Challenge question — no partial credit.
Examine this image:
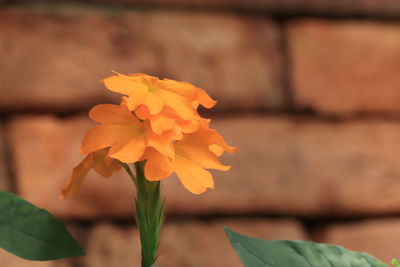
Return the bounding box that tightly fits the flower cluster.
[61,72,236,199]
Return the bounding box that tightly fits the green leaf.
[0,191,85,260]
[392,258,399,266]
[225,227,387,267]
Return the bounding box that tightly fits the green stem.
[118,161,164,267]
[117,161,137,187]
[134,161,164,267]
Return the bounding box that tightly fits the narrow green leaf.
[225,227,387,267]
[0,191,85,260]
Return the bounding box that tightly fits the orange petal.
[158,79,197,100]
[126,91,148,111]
[109,135,146,163]
[175,130,230,171]
[139,93,164,115]
[143,148,173,181]
[156,89,194,120]
[93,156,121,177]
[196,87,217,108]
[209,144,225,157]
[177,144,230,171]
[80,124,140,155]
[89,104,135,124]
[146,129,175,159]
[194,125,236,154]
[103,74,148,96]
[177,118,201,133]
[135,105,151,120]
[150,114,176,134]
[207,130,236,154]
[173,154,214,194]
[60,155,92,199]
[163,125,183,140]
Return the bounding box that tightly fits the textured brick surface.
[211,116,400,216]
[289,20,400,116]
[316,219,400,264]
[0,250,71,267]
[11,0,400,17]
[10,115,400,218]
[0,125,10,190]
[0,8,283,112]
[84,219,308,267]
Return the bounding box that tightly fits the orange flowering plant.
[0,74,396,267]
[61,72,236,267]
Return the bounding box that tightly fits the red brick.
[316,219,400,264]
[0,8,283,112]
[10,115,400,218]
[289,20,400,116]
[84,219,308,267]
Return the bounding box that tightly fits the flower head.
[62,72,235,198]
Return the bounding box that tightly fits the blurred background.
[2,0,400,266]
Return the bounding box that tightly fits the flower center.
[147,84,157,93]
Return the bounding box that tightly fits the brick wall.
[1,0,400,266]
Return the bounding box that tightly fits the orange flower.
[80,103,175,162]
[142,125,236,194]
[60,148,120,199]
[62,72,236,198]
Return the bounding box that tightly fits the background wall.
[1,0,400,266]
